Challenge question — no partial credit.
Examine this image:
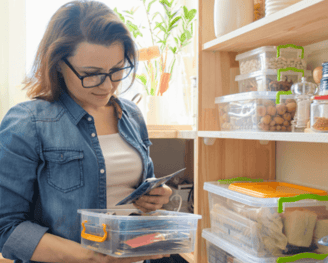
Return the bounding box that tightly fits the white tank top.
[98,133,143,209]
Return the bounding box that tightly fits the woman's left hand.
[133,185,172,213]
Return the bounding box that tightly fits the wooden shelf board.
[203,0,328,52]
[148,130,197,139]
[198,131,328,144]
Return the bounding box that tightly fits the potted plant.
[114,0,197,97]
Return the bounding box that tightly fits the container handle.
[276,44,304,59]
[277,194,328,213]
[277,67,304,81]
[217,177,263,184]
[276,252,328,263]
[81,220,108,242]
[276,91,292,104]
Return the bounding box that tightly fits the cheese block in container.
[202,228,327,263]
[203,181,328,257]
[78,209,201,257]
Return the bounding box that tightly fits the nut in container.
[216,91,297,132]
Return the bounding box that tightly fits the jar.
[320,62,328,95]
[214,0,253,38]
[291,77,318,132]
[311,95,328,132]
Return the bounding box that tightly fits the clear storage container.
[78,209,201,257]
[202,228,326,263]
[216,92,297,132]
[235,69,311,92]
[235,45,307,75]
[311,95,328,132]
[203,181,328,257]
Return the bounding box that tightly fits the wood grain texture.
[203,0,328,52]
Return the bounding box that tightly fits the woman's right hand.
[84,249,170,263]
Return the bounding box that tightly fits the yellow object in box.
[228,182,327,198]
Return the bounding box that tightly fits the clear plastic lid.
[202,229,320,263]
[215,91,278,104]
[203,181,326,208]
[235,46,278,61]
[235,69,311,82]
[202,228,279,263]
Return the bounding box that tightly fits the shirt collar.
[58,91,126,125]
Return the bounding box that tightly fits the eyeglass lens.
[82,67,133,88]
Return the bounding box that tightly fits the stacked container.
[202,180,328,263]
[235,45,309,93]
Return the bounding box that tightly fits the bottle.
[320,62,328,95]
[291,77,318,132]
[311,95,328,132]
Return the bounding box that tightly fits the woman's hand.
[133,185,172,213]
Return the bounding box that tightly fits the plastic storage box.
[202,228,326,263]
[77,209,201,257]
[235,46,307,75]
[235,69,311,92]
[203,181,328,257]
[216,92,297,132]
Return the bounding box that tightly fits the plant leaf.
[147,0,157,13]
[169,16,181,31]
[136,74,147,86]
[188,9,197,21]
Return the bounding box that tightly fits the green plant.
[114,0,197,96]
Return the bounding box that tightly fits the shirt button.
[91,133,96,137]
[100,169,105,174]
[88,117,92,121]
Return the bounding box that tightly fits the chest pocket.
[43,149,84,193]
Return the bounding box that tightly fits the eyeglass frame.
[62,55,134,88]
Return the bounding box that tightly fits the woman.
[0,1,172,262]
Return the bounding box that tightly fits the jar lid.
[314,95,328,100]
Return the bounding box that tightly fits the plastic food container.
[203,181,328,257]
[202,228,326,263]
[235,68,311,92]
[311,95,328,132]
[78,209,201,257]
[216,92,297,132]
[235,45,307,75]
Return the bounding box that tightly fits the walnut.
[261,115,272,125]
[270,126,276,131]
[276,104,287,115]
[283,120,290,127]
[267,105,277,116]
[283,113,292,121]
[286,102,297,112]
[281,126,287,131]
[276,125,282,131]
[270,120,276,126]
[274,116,284,125]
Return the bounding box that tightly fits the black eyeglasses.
[62,56,134,88]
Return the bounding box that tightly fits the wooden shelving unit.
[193,1,328,263]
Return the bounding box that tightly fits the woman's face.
[59,41,125,111]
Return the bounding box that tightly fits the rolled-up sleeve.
[0,104,48,261]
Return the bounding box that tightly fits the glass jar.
[291,77,318,132]
[311,95,328,132]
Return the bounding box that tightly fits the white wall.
[276,40,328,191]
[0,0,27,121]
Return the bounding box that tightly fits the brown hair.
[24,0,137,101]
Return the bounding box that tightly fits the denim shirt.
[0,91,154,262]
